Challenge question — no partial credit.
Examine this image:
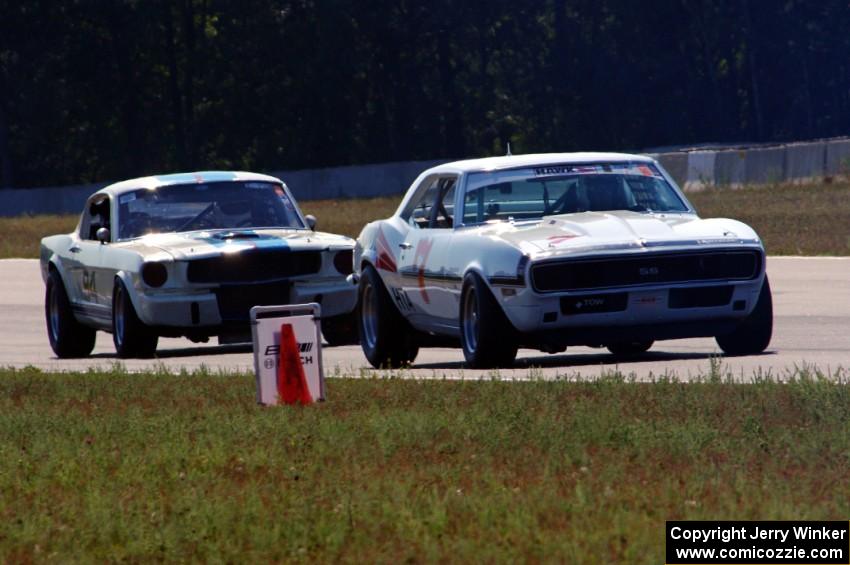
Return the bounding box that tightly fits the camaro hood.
[476,211,761,257]
[116,228,354,261]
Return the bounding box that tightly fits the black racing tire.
[606,341,654,356]
[460,273,518,369]
[112,279,158,358]
[321,312,359,346]
[715,276,773,356]
[45,268,96,358]
[357,265,419,368]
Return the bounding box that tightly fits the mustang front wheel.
[460,274,518,369]
[358,266,418,368]
[607,341,654,356]
[112,279,158,358]
[45,269,96,358]
[715,276,773,356]
[321,312,359,346]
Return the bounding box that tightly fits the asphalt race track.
[2,257,848,380]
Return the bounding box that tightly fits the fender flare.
[459,264,521,334]
[46,257,71,287]
[461,263,492,291]
[359,254,396,295]
[112,270,149,325]
[46,258,88,326]
[359,249,378,272]
[460,263,500,303]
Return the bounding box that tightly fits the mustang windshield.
[117,181,305,239]
[463,163,688,225]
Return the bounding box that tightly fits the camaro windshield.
[463,163,689,225]
[117,181,304,239]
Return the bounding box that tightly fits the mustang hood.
[121,229,353,261]
[480,211,760,257]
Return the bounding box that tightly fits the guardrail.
[1,138,848,217]
[0,159,447,218]
[652,137,850,190]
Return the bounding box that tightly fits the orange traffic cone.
[276,323,313,405]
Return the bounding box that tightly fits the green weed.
[0,366,847,562]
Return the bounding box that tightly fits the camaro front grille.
[531,250,761,293]
[187,250,322,283]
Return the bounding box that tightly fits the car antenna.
[506,142,512,156]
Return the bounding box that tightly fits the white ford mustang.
[41,171,357,358]
[353,153,772,368]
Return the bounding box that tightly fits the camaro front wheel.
[112,279,158,358]
[715,276,773,356]
[460,274,518,369]
[357,266,418,368]
[45,269,96,358]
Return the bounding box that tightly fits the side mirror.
[305,214,317,231]
[96,227,111,243]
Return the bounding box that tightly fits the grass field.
[687,181,850,255]
[3,180,850,259]
[1,365,848,562]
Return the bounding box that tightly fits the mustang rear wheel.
[716,276,773,356]
[358,265,418,368]
[460,274,518,369]
[45,269,96,358]
[607,341,654,356]
[112,279,158,358]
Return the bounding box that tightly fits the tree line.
[1,0,848,188]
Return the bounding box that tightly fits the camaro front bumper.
[497,278,764,345]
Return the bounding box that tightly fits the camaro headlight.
[141,262,168,288]
[516,254,530,285]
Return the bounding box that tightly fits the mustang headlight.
[141,262,168,288]
[333,250,354,275]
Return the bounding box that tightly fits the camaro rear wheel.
[606,341,654,356]
[45,269,96,358]
[321,312,359,346]
[460,274,518,369]
[358,265,418,368]
[112,279,158,358]
[715,276,773,356]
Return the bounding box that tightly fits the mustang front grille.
[215,282,291,322]
[531,250,761,293]
[187,250,322,283]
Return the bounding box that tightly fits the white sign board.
[250,303,325,405]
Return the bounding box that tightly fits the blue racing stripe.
[154,171,239,185]
[193,231,294,251]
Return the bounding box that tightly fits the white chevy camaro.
[41,171,357,358]
[354,153,772,368]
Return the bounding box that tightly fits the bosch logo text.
[264,342,315,365]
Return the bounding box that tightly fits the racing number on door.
[82,270,96,295]
[412,237,434,304]
[391,287,414,312]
